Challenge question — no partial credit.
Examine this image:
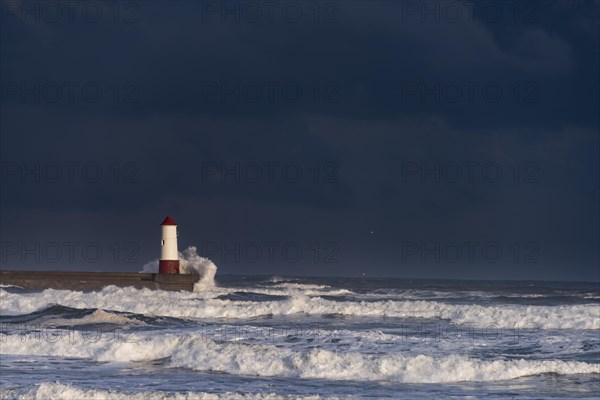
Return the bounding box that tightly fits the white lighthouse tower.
[159,216,180,274]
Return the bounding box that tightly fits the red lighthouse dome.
[161,216,177,225]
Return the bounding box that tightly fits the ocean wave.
[70,308,144,327]
[0,304,140,327]
[0,304,193,329]
[0,383,335,400]
[1,331,597,384]
[141,246,218,290]
[1,286,598,329]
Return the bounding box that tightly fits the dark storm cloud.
[2,1,596,126]
[0,0,598,280]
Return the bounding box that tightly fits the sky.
[0,0,598,281]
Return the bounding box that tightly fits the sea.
[1,271,599,399]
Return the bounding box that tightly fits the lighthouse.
[159,216,180,274]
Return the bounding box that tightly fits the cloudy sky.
[1,0,598,281]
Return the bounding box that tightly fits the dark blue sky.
[1,1,598,281]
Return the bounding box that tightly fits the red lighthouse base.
[159,260,180,274]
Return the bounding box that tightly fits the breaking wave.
[140,246,217,289]
[0,285,598,329]
[1,331,597,384]
[0,382,328,400]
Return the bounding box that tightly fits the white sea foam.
[0,382,336,400]
[269,283,334,291]
[1,331,597,384]
[266,283,353,296]
[55,309,146,327]
[1,285,598,329]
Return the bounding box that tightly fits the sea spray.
[180,247,218,290]
[140,246,218,289]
